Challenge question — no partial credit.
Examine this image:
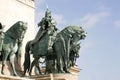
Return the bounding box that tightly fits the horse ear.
[21,22,27,30]
[19,21,23,26]
[24,22,28,30]
[25,22,27,25]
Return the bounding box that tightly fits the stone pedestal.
[0,66,80,80]
[30,73,79,80]
[0,75,32,80]
[0,59,36,77]
[30,66,80,80]
[0,61,23,76]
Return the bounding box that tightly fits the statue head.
[44,8,57,27]
[45,8,51,18]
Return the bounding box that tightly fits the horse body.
[1,21,27,76]
[32,33,49,57]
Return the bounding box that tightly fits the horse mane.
[5,21,23,39]
[58,25,83,36]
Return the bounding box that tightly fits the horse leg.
[1,51,9,75]
[29,56,40,76]
[23,68,27,76]
[54,43,64,73]
[56,54,65,73]
[29,60,35,76]
[63,39,70,73]
[23,62,28,76]
[63,57,70,73]
[9,53,18,76]
[36,63,42,75]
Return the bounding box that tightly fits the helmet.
[45,8,51,18]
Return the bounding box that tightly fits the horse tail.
[23,41,31,73]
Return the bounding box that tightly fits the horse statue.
[23,25,86,75]
[53,26,86,73]
[23,24,57,75]
[45,26,86,74]
[1,21,27,76]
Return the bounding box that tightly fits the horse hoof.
[22,74,26,77]
[29,73,31,76]
[58,70,65,73]
[1,72,5,75]
[39,73,42,75]
[64,69,70,73]
[65,70,70,73]
[13,73,18,76]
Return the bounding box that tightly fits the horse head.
[68,26,86,45]
[79,27,87,40]
[16,21,27,42]
[6,21,27,42]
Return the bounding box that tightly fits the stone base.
[30,73,79,80]
[30,66,80,80]
[0,75,32,80]
[0,64,80,80]
[0,60,23,76]
[0,61,36,77]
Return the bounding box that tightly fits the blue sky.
[35,0,120,80]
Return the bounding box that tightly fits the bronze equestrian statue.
[1,21,27,76]
[23,9,86,76]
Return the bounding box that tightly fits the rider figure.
[0,22,4,52]
[30,8,57,53]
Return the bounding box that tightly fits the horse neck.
[6,31,18,40]
[59,29,71,39]
[6,29,24,42]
